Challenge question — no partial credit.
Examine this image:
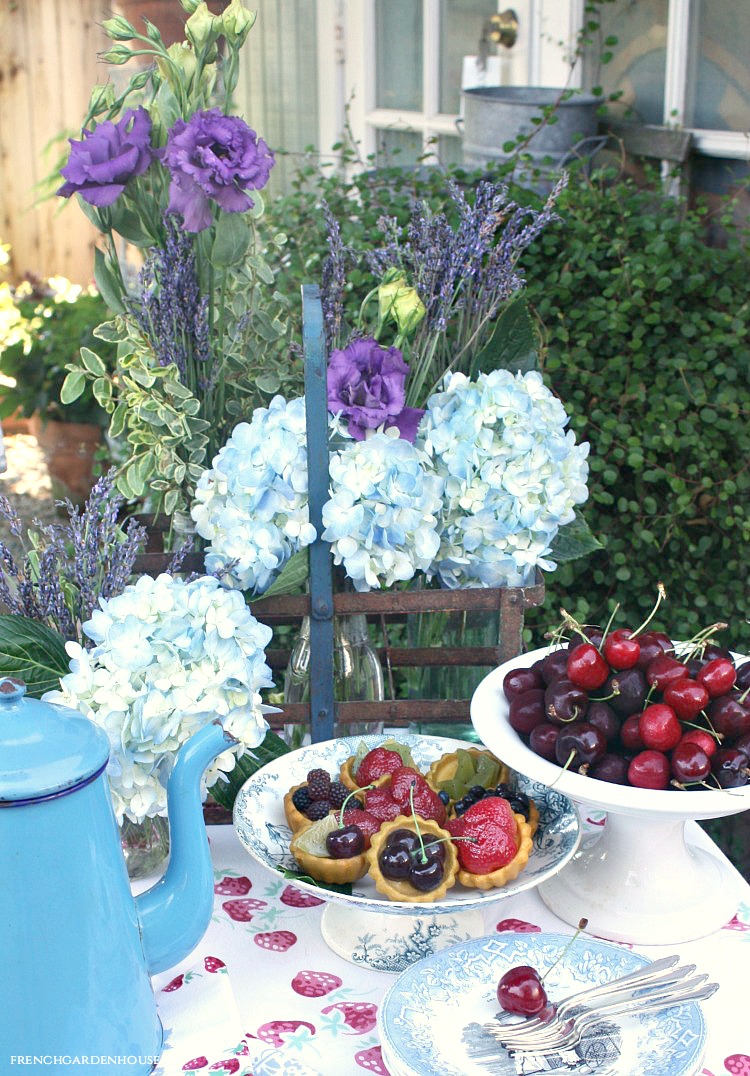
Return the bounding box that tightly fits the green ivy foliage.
[264,162,750,651]
[521,173,750,651]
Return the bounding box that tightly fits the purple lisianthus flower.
[57,107,154,207]
[163,108,274,233]
[327,337,424,442]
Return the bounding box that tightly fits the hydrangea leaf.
[549,512,602,564]
[209,730,290,811]
[469,295,538,378]
[257,549,309,598]
[0,616,70,698]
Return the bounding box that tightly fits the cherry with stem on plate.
[496,918,589,1016]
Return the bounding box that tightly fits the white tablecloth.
[145,822,750,1076]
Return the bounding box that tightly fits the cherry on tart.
[289,814,369,884]
[366,816,459,903]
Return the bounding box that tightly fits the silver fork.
[489,978,718,1054]
[493,958,698,1047]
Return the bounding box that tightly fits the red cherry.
[670,740,711,784]
[619,713,645,752]
[679,728,718,758]
[638,703,682,751]
[508,689,546,735]
[496,965,548,1015]
[645,654,688,691]
[697,657,737,698]
[627,749,671,789]
[602,629,641,670]
[707,695,750,740]
[566,643,610,691]
[635,630,674,669]
[503,666,544,701]
[662,677,709,720]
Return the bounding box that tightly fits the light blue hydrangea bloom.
[418,369,589,588]
[44,574,275,823]
[321,429,444,590]
[191,396,318,594]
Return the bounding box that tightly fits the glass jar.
[120,814,170,880]
[283,613,385,744]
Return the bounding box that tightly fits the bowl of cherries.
[470,598,750,945]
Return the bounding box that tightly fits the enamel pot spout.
[136,720,238,974]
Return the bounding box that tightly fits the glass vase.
[283,613,385,745]
[406,606,498,742]
[120,815,170,880]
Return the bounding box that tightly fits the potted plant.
[0,277,116,502]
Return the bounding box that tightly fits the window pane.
[376,0,423,110]
[685,0,750,130]
[582,0,668,125]
[439,0,498,114]
[375,128,424,168]
[438,134,463,167]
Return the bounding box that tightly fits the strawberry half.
[341,807,381,848]
[452,797,518,874]
[363,786,402,823]
[356,746,403,785]
[389,766,446,825]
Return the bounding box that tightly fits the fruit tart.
[283,768,358,832]
[289,813,369,885]
[366,816,459,903]
[426,746,511,807]
[339,739,417,792]
[446,797,533,891]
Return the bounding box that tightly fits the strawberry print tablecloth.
[146,823,750,1076]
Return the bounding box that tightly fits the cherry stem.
[340,784,375,826]
[630,582,667,638]
[681,621,728,663]
[681,718,722,741]
[559,608,595,646]
[540,918,589,985]
[408,783,428,863]
[548,749,576,789]
[598,602,621,649]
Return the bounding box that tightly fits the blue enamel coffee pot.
[0,678,239,1075]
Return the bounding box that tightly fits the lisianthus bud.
[219,0,256,47]
[87,83,115,118]
[102,44,135,65]
[157,41,199,85]
[185,2,220,50]
[378,272,426,335]
[102,14,136,41]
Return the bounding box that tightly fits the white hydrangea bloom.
[191,395,318,594]
[44,574,274,823]
[321,429,444,591]
[419,369,590,588]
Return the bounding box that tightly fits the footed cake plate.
[233,733,580,971]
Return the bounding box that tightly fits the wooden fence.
[0,0,111,285]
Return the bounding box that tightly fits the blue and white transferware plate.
[233,733,580,916]
[378,933,707,1076]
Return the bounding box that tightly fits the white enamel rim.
[471,644,750,819]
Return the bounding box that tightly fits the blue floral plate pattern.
[233,733,580,916]
[378,932,707,1076]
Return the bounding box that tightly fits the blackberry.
[304,799,332,821]
[508,793,531,821]
[291,786,312,812]
[307,768,331,801]
[329,780,350,808]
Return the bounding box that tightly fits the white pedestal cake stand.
[471,646,750,945]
